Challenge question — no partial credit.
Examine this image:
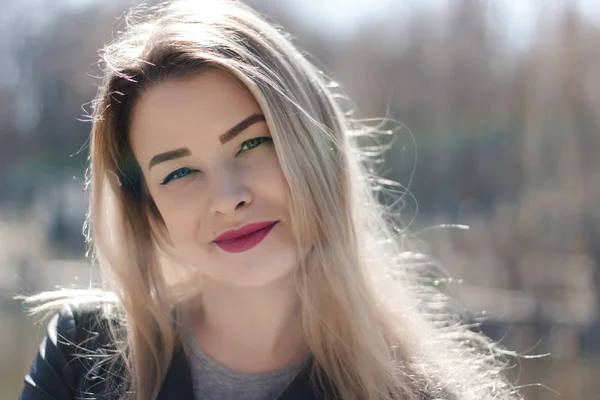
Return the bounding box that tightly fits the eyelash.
[159,136,273,185]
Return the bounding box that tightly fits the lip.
[213,221,278,254]
[214,221,278,241]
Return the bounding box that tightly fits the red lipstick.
[213,221,278,253]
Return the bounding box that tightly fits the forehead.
[129,69,262,156]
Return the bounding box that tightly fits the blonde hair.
[21,1,522,399]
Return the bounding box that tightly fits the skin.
[129,69,307,373]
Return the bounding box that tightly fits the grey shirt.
[183,333,308,400]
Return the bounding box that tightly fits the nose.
[208,166,252,216]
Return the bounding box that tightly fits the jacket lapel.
[277,361,337,400]
[276,367,316,400]
[157,345,196,400]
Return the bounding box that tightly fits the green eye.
[160,167,198,185]
[237,136,273,155]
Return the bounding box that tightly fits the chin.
[211,258,298,289]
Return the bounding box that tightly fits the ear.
[107,170,123,188]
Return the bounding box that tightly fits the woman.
[19,1,521,399]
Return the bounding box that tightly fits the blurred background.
[1,0,599,398]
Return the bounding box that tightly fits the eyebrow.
[148,113,266,170]
[219,113,265,145]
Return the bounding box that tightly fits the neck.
[191,273,306,373]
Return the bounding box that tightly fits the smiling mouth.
[213,221,278,253]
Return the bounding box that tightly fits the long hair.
[21,1,522,399]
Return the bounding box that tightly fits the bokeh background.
[1,0,599,398]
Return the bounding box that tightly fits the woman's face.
[129,69,300,288]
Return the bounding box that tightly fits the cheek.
[153,193,206,246]
[248,157,289,206]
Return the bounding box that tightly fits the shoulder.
[20,300,126,400]
[52,301,123,350]
[53,300,126,388]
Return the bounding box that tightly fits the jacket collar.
[156,345,333,400]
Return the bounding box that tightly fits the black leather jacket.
[19,303,335,400]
